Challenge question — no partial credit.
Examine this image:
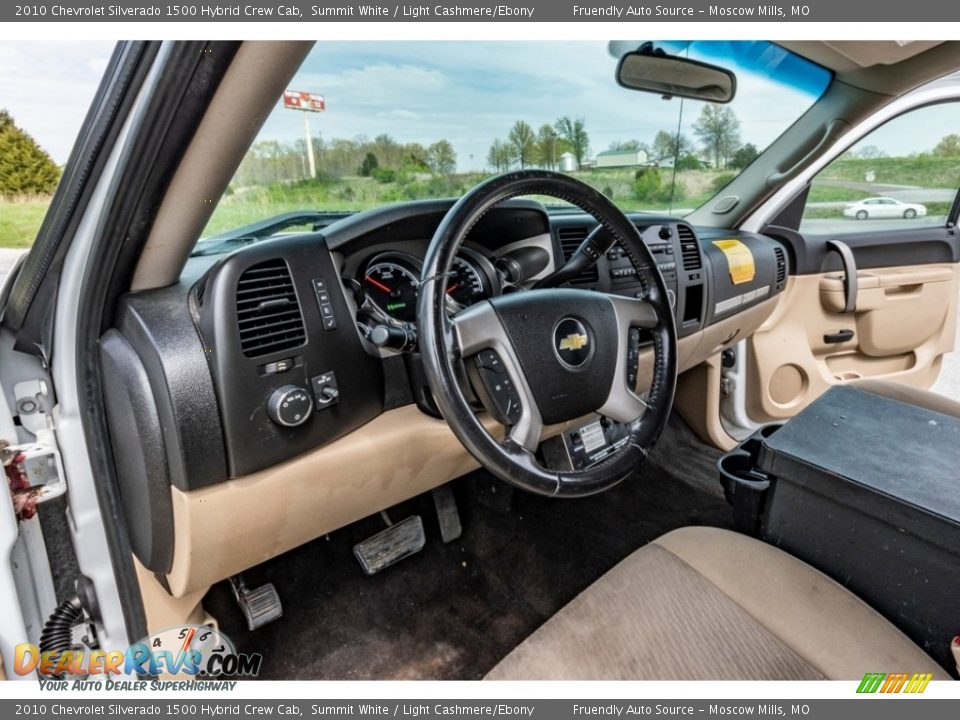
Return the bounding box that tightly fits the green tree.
[427,139,457,176]
[359,152,379,177]
[692,106,741,169]
[508,121,537,170]
[674,154,703,171]
[632,167,684,204]
[535,124,560,169]
[487,139,514,172]
[729,143,760,170]
[933,134,960,157]
[555,116,590,168]
[652,130,693,164]
[0,110,61,195]
[855,144,885,160]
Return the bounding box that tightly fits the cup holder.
[757,422,783,439]
[717,451,768,502]
[717,423,783,535]
[735,422,784,469]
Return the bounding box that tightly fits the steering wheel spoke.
[606,293,659,329]
[451,301,545,453]
[597,294,658,424]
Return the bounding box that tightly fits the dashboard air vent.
[235,259,306,358]
[774,246,787,285]
[677,224,702,272]
[556,226,599,286]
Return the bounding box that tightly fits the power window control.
[311,371,340,408]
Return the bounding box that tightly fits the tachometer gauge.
[446,256,489,308]
[363,259,419,322]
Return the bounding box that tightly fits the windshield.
[200,40,831,247]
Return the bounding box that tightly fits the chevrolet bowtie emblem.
[558,333,589,352]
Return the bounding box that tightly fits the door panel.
[746,261,958,423]
[820,266,953,356]
[745,99,960,423]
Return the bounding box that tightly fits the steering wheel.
[418,171,677,497]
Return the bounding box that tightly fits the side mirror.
[616,47,737,103]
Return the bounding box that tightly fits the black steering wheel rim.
[418,170,678,497]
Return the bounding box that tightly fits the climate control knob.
[267,385,313,427]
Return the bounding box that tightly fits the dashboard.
[101,197,789,579]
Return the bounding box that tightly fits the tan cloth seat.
[849,378,960,419]
[486,527,949,681]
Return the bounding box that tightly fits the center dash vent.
[774,246,787,285]
[236,259,306,358]
[556,226,599,286]
[677,224,702,272]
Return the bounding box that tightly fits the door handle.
[825,239,858,313]
[824,329,855,344]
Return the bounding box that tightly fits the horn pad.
[489,289,618,424]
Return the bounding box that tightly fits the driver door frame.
[724,79,960,436]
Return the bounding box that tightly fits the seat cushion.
[485,527,948,681]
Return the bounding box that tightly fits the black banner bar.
[3,699,960,720]
[4,0,960,22]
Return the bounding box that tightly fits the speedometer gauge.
[446,256,488,308]
[363,259,419,322]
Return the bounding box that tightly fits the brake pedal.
[432,485,462,543]
[229,575,282,631]
[354,515,426,575]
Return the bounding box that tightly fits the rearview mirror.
[616,47,736,103]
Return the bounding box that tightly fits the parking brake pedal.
[229,575,282,631]
[354,515,426,575]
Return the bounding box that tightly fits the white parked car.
[844,196,928,219]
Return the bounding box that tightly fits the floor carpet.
[203,414,732,680]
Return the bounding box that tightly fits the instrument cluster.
[358,248,499,323]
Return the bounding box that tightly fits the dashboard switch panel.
[313,278,337,331]
[311,371,341,409]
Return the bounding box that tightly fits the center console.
[718,385,960,676]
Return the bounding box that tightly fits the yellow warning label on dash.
[713,239,756,285]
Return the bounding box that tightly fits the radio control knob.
[267,385,313,427]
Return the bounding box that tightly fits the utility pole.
[283,89,325,180]
[303,112,316,180]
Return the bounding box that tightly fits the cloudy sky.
[0,41,115,164]
[262,40,834,171]
[2,40,957,170]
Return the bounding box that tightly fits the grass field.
[3,157,957,248]
[0,197,49,248]
[203,168,723,237]
[819,156,960,189]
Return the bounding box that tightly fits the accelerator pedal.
[353,515,426,575]
[431,485,462,543]
[229,575,283,631]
